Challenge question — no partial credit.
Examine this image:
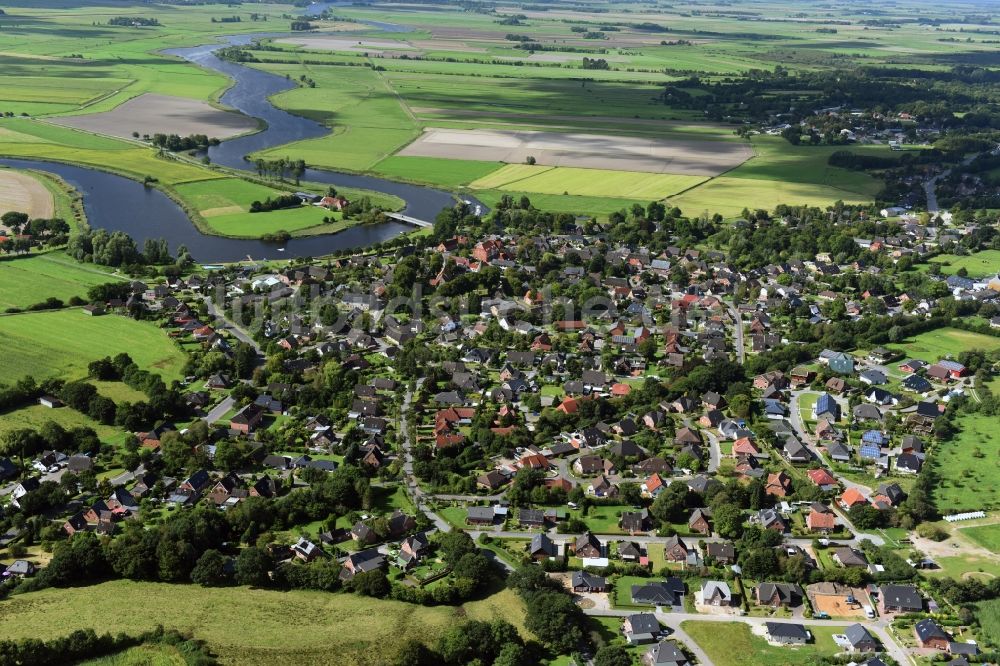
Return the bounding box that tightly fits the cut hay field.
[928,250,1000,277]
[0,168,53,219]
[932,414,1000,514]
[50,93,259,141]
[888,327,1000,364]
[681,621,841,666]
[400,128,751,176]
[0,580,528,666]
[0,252,123,311]
[0,309,186,385]
[470,164,708,199]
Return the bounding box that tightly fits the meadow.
[80,645,186,666]
[0,252,122,310]
[0,309,187,385]
[931,414,1000,514]
[961,523,1000,553]
[0,403,125,443]
[888,327,1000,364]
[928,250,1000,277]
[681,621,842,666]
[0,580,528,666]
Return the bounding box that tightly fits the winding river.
[2,15,476,262]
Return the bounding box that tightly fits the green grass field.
[681,621,841,666]
[932,414,1000,513]
[0,403,125,442]
[928,250,1000,277]
[888,327,1000,364]
[0,580,527,666]
[470,164,708,199]
[975,598,1000,650]
[373,156,500,188]
[0,309,187,385]
[78,645,186,666]
[0,253,122,310]
[962,524,1000,552]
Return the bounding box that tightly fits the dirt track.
[50,93,258,141]
[0,170,54,220]
[398,127,752,175]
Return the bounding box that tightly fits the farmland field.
[888,327,1000,364]
[931,414,1000,514]
[0,253,122,311]
[0,309,186,385]
[372,156,500,188]
[975,598,1000,651]
[400,128,751,175]
[50,93,259,141]
[0,168,53,219]
[681,621,842,666]
[470,164,708,199]
[0,580,528,666]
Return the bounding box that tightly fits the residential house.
[755,583,803,607]
[573,532,603,559]
[701,581,733,607]
[623,613,662,644]
[765,623,811,645]
[572,570,607,593]
[914,619,950,650]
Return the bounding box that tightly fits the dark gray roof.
[880,584,921,611]
[626,613,660,634]
[844,623,878,648]
[765,622,809,640]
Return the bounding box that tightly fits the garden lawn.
[0,580,527,666]
[681,621,841,666]
[0,253,122,311]
[931,413,1000,513]
[888,327,1000,364]
[470,164,708,199]
[0,309,186,384]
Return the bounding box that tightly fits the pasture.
[174,177,402,238]
[0,309,186,385]
[931,414,1000,514]
[928,250,1000,277]
[681,621,841,666]
[470,164,707,199]
[0,580,528,666]
[0,168,53,219]
[373,156,499,188]
[0,252,122,310]
[888,327,1000,364]
[79,645,186,666]
[399,128,752,176]
[962,524,1000,553]
[0,403,125,443]
[50,93,259,141]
